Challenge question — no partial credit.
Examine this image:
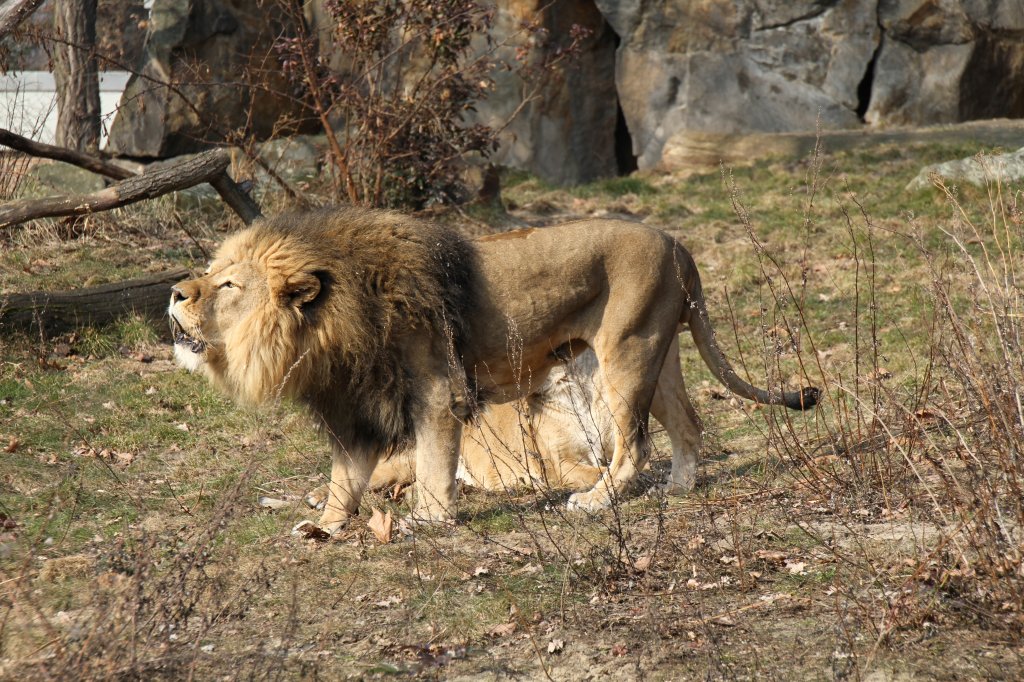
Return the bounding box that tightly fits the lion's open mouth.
[170,316,207,354]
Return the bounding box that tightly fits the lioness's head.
[169,226,327,406]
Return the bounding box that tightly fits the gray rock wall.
[865,1,1024,126]
[105,0,1024,182]
[106,0,306,158]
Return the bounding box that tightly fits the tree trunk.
[53,0,101,154]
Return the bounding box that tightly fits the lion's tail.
[684,272,819,411]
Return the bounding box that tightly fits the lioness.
[169,207,817,531]
[301,340,687,503]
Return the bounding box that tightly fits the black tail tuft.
[785,386,820,411]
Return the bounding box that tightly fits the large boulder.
[907,146,1024,190]
[106,0,307,158]
[602,0,880,169]
[466,0,622,185]
[864,1,1024,126]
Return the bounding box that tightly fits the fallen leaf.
[633,555,652,572]
[547,639,564,654]
[786,560,807,575]
[713,616,737,627]
[175,423,190,432]
[611,642,628,657]
[373,595,402,608]
[4,437,18,453]
[755,549,786,563]
[367,507,393,544]
[473,565,490,577]
[291,520,331,542]
[487,622,516,638]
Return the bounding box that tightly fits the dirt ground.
[3,134,1024,679]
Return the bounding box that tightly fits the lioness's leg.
[304,484,328,510]
[369,450,416,489]
[319,444,379,533]
[649,336,701,494]
[305,450,414,509]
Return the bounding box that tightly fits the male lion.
[169,207,817,531]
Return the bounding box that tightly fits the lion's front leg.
[409,376,462,524]
[318,445,378,534]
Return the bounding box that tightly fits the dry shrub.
[725,150,1024,644]
[274,0,588,208]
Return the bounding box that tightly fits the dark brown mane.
[255,207,475,455]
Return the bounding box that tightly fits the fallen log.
[1,269,189,335]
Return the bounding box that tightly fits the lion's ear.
[284,271,324,309]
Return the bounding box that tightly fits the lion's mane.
[213,206,474,453]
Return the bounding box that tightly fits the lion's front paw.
[566,489,612,513]
[401,506,457,532]
[304,484,329,510]
[660,475,695,496]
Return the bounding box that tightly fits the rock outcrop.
[105,0,1024,181]
[601,0,879,169]
[106,0,306,158]
[865,1,1024,127]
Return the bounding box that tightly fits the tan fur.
[171,208,817,531]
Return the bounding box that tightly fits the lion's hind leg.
[649,335,702,495]
[565,334,668,512]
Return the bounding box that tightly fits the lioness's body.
[169,208,816,531]
[358,340,686,495]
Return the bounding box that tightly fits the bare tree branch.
[0,132,264,226]
[209,173,262,225]
[0,128,134,179]
[0,0,45,39]
[0,148,236,229]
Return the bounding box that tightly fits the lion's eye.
[219,281,237,289]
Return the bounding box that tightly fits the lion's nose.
[171,283,198,304]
